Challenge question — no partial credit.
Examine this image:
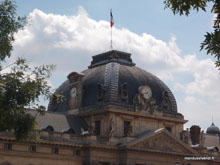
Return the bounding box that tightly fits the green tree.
[164,0,220,69]
[0,0,55,140]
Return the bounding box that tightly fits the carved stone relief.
[108,117,114,137]
[88,117,95,135]
[69,86,79,109]
[134,85,159,114]
[180,130,190,144]
[133,132,190,154]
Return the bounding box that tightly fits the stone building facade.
[0,50,220,165]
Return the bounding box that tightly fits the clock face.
[139,85,152,99]
[70,87,77,98]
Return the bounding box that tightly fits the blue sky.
[16,0,213,56]
[10,0,220,130]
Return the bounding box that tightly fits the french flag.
[110,9,114,27]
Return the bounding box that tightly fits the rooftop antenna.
[110,9,114,50]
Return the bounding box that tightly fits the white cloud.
[12,7,220,131]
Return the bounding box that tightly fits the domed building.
[207,123,220,135]
[49,50,179,115]
[47,50,185,138]
[0,50,220,165]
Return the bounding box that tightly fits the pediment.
[126,129,197,155]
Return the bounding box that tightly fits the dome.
[48,50,182,118]
[207,123,220,135]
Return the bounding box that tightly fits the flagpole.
[110,9,114,50]
[111,25,113,49]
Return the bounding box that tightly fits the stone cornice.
[79,108,187,124]
[121,147,196,157]
[0,136,83,148]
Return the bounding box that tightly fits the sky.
[7,0,220,131]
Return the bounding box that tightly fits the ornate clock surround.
[67,72,84,112]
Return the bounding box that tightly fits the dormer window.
[45,125,54,132]
[63,128,75,134]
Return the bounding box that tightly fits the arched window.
[45,125,54,132]
[41,125,54,132]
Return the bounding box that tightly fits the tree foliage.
[164,0,220,69]
[0,0,55,140]
[0,0,26,61]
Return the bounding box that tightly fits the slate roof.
[28,110,88,134]
[48,50,179,117]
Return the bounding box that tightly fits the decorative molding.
[67,72,84,84]
[67,72,84,111]
[120,82,128,102]
[161,91,170,109]
[132,132,191,154]
[134,85,160,115]
[97,83,105,102]
[104,62,120,103]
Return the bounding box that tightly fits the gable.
[126,129,197,155]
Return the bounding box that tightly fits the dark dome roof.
[207,123,220,135]
[48,50,181,118]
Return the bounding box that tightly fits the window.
[45,125,54,132]
[165,126,172,133]
[52,147,59,154]
[30,145,36,152]
[124,121,131,137]
[4,143,12,150]
[75,149,80,156]
[95,120,101,135]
